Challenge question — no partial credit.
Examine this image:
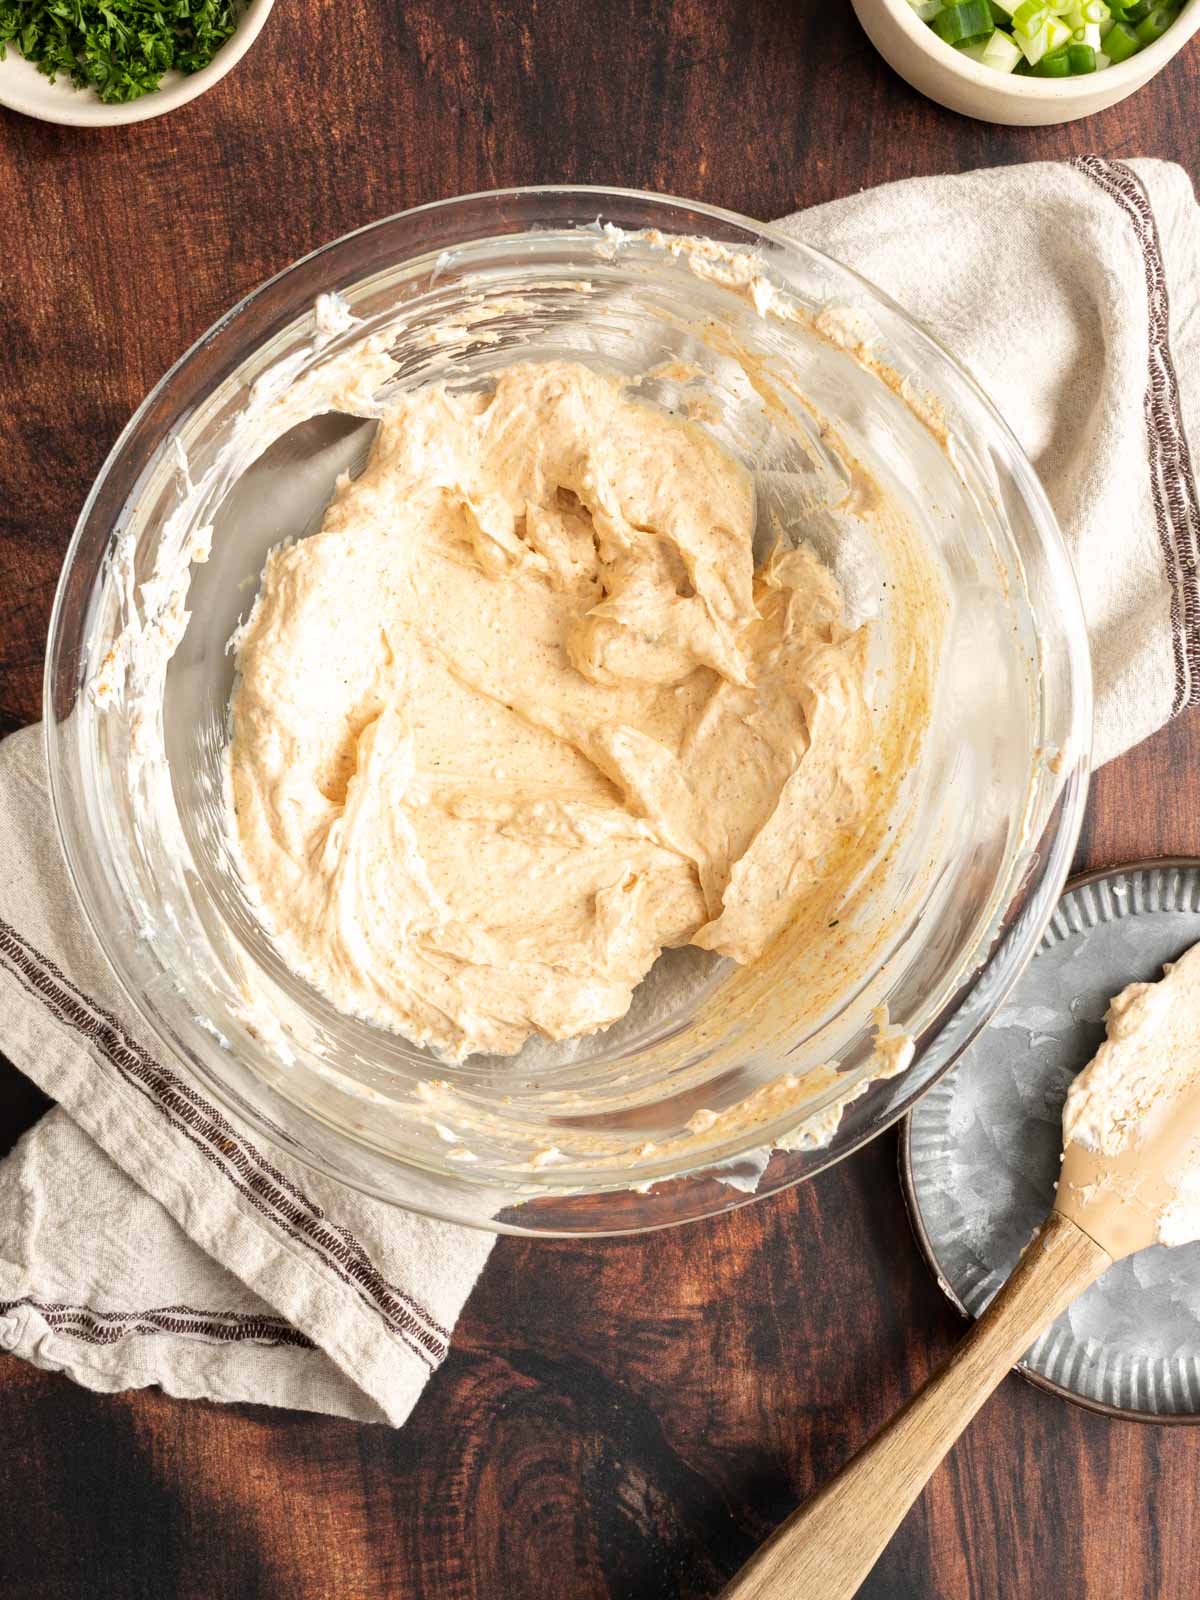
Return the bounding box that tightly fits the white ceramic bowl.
[0,0,274,127]
[853,0,1200,124]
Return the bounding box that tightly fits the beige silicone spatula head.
[720,942,1200,1600]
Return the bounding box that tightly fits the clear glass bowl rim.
[43,183,1095,1235]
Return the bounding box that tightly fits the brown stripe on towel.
[0,1298,315,1350]
[0,916,448,1368]
[13,939,452,1340]
[1072,155,1200,717]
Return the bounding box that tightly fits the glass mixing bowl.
[45,187,1092,1234]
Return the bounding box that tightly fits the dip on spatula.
[1058,939,1200,1257]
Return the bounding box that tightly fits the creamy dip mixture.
[228,360,877,1061]
[1059,939,1200,1254]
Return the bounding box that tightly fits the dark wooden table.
[2,4,1199,1595]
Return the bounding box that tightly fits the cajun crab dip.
[1058,940,1200,1253]
[228,358,894,1063]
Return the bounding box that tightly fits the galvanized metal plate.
[903,860,1200,1422]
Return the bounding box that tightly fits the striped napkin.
[1,157,1197,1422]
[0,722,493,1424]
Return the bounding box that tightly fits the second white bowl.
[853,0,1200,124]
[0,0,275,127]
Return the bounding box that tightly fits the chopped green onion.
[914,0,1184,70]
[983,24,1027,60]
[932,0,996,40]
[1135,4,1179,39]
[960,25,1026,61]
[1101,15,1144,53]
[1018,13,1074,56]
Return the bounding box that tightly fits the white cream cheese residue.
[228,360,885,1062]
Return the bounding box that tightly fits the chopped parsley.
[0,0,246,104]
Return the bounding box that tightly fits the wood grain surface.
[1,3,1199,1596]
[722,1212,1115,1600]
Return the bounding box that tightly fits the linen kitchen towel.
[781,156,1200,766]
[0,721,493,1425]
[1,157,1197,1422]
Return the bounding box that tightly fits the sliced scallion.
[1017,13,1074,57]
[1135,4,1179,39]
[1101,16,1144,54]
[959,25,1025,62]
[916,0,1185,70]
[932,0,996,41]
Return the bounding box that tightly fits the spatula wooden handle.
[720,1210,1112,1600]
